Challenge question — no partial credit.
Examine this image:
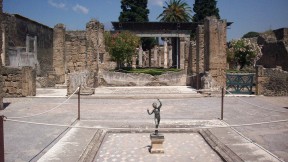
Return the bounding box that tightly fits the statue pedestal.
[150,133,165,154]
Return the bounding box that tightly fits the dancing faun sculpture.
[147,98,162,135]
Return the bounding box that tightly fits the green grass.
[114,68,182,76]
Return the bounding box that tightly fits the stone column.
[158,47,162,67]
[163,38,168,68]
[138,46,143,67]
[168,45,172,67]
[26,35,30,53]
[53,24,66,84]
[153,46,158,67]
[1,29,5,66]
[180,38,185,69]
[143,51,146,67]
[34,36,37,60]
[86,19,101,72]
[132,50,137,68]
[204,16,227,88]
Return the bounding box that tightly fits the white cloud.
[48,0,66,9]
[149,0,165,7]
[73,4,89,14]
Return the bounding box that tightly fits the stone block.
[150,133,165,154]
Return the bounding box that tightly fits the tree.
[242,31,260,38]
[105,31,140,69]
[227,39,262,69]
[157,0,192,22]
[192,0,220,22]
[119,0,157,65]
[119,0,149,22]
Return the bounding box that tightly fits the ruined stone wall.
[257,28,288,71]
[1,66,36,97]
[53,20,107,90]
[2,14,53,75]
[203,17,227,89]
[256,65,288,96]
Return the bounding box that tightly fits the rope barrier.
[224,88,288,113]
[4,118,288,130]
[7,87,80,119]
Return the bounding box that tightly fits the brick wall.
[256,65,288,96]
[1,67,36,97]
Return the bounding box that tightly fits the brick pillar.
[196,25,205,75]
[204,17,227,88]
[194,25,205,89]
[86,20,101,71]
[53,24,66,84]
[86,19,101,88]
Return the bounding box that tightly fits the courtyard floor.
[0,86,288,162]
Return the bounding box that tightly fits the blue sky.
[3,0,288,41]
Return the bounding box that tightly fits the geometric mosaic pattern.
[94,133,223,162]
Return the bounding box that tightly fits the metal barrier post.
[221,87,224,120]
[78,87,81,120]
[0,116,5,162]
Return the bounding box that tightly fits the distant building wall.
[256,65,288,96]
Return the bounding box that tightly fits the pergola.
[112,22,199,37]
[112,22,232,37]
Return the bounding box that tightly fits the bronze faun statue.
[147,98,162,135]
